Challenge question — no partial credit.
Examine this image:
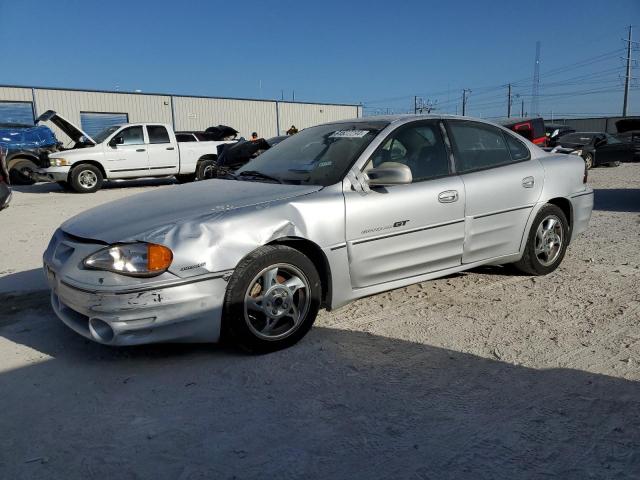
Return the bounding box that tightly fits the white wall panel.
[173,97,277,139]
[277,103,360,135]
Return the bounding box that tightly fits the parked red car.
[498,117,547,147]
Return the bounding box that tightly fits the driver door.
[344,120,465,289]
[104,126,150,177]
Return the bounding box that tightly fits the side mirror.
[366,162,412,187]
[110,136,124,147]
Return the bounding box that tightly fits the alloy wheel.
[534,214,563,267]
[244,263,311,341]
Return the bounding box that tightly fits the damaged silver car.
[43,115,594,352]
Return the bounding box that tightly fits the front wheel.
[514,204,569,275]
[9,159,37,185]
[70,164,103,193]
[222,245,322,353]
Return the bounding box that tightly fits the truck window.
[147,126,170,144]
[176,133,196,142]
[119,126,144,145]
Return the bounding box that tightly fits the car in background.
[613,118,640,161]
[0,143,12,210]
[43,115,593,352]
[0,122,59,185]
[545,124,575,147]
[551,132,633,168]
[498,117,547,147]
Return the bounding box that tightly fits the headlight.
[50,158,71,167]
[571,149,583,156]
[83,243,173,277]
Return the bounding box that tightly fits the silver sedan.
[43,115,593,352]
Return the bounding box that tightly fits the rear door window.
[503,133,531,161]
[447,121,513,173]
[147,125,170,144]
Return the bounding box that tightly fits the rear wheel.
[514,204,569,275]
[583,153,594,169]
[8,159,37,185]
[196,159,218,180]
[70,164,103,193]
[222,245,321,353]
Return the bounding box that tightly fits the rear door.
[596,134,633,164]
[145,125,179,175]
[344,120,465,288]
[445,120,543,264]
[103,126,149,177]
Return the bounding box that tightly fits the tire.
[583,153,594,169]
[222,245,322,353]
[8,159,37,185]
[70,164,103,193]
[195,159,218,181]
[175,174,196,184]
[607,161,621,167]
[514,204,569,276]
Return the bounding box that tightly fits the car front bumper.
[33,166,71,183]
[45,265,228,345]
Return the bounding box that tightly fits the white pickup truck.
[35,111,235,193]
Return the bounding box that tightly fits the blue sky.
[1,0,638,118]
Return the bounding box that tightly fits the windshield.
[93,125,121,144]
[235,121,388,186]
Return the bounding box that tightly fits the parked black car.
[552,132,633,168]
[545,124,576,147]
[0,144,12,211]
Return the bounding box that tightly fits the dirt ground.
[0,166,638,479]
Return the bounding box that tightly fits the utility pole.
[414,96,418,114]
[462,89,471,116]
[531,41,541,117]
[622,25,636,117]
[521,100,525,117]
[507,83,512,118]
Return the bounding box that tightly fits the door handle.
[522,176,535,188]
[136,149,146,152]
[166,147,175,150]
[438,190,458,203]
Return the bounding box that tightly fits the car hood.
[36,110,96,145]
[61,180,322,244]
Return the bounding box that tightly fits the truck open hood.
[61,180,321,244]
[36,110,96,145]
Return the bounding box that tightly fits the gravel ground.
[0,166,638,479]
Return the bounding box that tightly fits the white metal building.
[0,85,362,143]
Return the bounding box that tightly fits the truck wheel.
[222,245,322,354]
[70,164,103,193]
[514,204,569,276]
[196,159,218,180]
[9,159,37,185]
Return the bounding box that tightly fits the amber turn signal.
[147,244,173,272]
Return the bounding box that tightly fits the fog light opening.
[89,318,115,343]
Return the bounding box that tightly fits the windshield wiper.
[236,170,283,184]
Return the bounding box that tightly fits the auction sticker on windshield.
[329,130,370,138]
